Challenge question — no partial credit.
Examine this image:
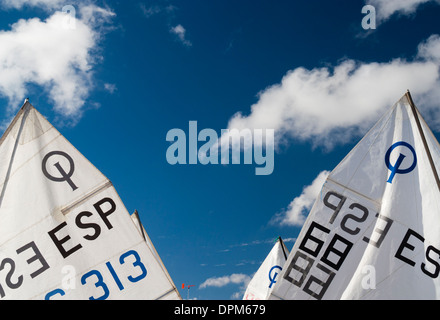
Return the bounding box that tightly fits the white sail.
[269,92,440,300]
[130,211,181,300]
[0,101,181,300]
[243,237,289,300]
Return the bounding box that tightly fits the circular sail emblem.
[42,150,78,191]
[385,141,417,184]
[268,265,282,288]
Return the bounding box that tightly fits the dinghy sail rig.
[269,91,440,300]
[0,100,181,300]
[243,237,289,300]
[131,211,181,299]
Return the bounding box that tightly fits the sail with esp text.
[0,100,181,300]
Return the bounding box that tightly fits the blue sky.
[0,0,440,299]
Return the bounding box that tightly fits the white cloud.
[272,171,330,227]
[139,4,189,48]
[140,3,176,18]
[366,0,440,21]
[170,24,192,47]
[104,83,117,94]
[199,273,251,289]
[229,237,296,248]
[199,273,252,299]
[0,2,115,123]
[140,4,161,18]
[0,0,64,10]
[226,34,440,150]
[418,34,440,63]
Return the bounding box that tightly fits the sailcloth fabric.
[0,101,181,300]
[130,212,181,300]
[269,93,440,300]
[243,238,289,300]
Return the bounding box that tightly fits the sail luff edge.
[405,90,440,194]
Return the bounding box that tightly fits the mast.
[278,236,288,260]
[133,209,147,241]
[0,98,32,208]
[405,90,440,193]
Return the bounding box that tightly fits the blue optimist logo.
[268,265,282,289]
[385,141,417,184]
